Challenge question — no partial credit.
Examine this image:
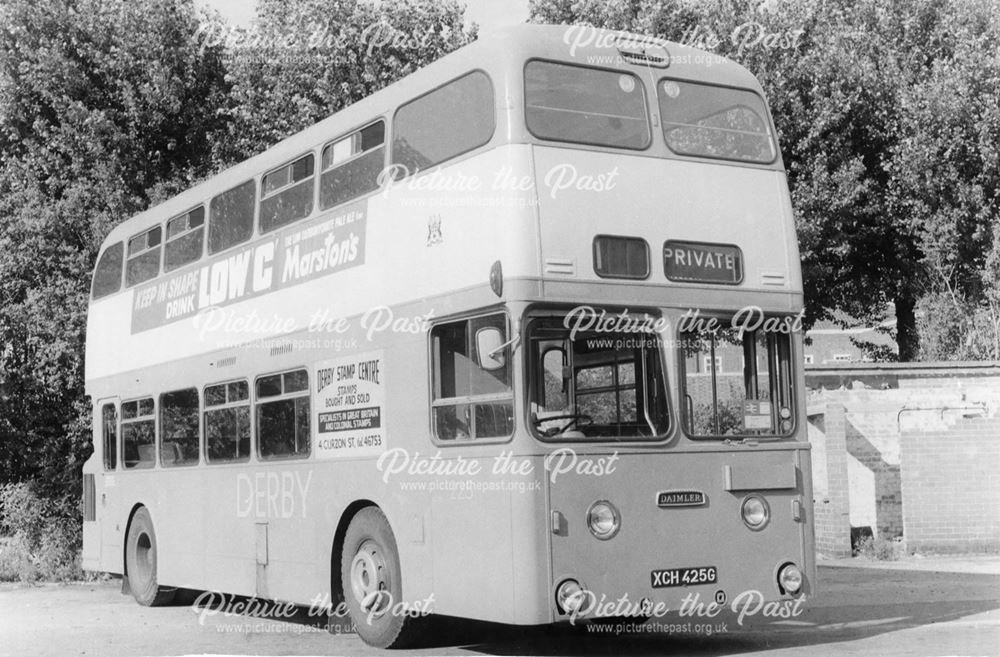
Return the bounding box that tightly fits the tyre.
[340,507,415,647]
[125,507,176,606]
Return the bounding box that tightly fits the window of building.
[164,206,205,272]
[525,60,650,150]
[126,226,161,287]
[102,403,117,471]
[209,180,256,254]
[703,356,723,373]
[392,71,495,175]
[122,398,155,469]
[321,121,385,210]
[205,380,251,463]
[92,242,123,299]
[256,369,310,459]
[430,314,514,441]
[260,154,315,233]
[160,388,199,467]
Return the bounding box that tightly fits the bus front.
[510,30,815,624]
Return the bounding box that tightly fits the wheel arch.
[121,502,149,577]
[329,499,380,608]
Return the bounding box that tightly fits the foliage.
[209,0,475,166]
[0,0,475,581]
[854,533,901,561]
[529,0,1000,361]
[692,399,743,436]
[0,0,231,508]
[0,482,83,581]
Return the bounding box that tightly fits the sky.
[197,0,531,34]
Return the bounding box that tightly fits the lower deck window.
[431,314,514,440]
[256,370,310,459]
[160,388,200,466]
[102,404,117,471]
[122,398,155,468]
[205,381,251,463]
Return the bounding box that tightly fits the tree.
[888,0,1000,359]
[208,0,475,167]
[0,0,230,497]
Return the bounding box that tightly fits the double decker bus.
[82,24,815,647]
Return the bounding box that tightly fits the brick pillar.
[814,403,852,557]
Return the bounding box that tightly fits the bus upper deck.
[86,23,800,388]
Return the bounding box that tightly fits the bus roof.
[98,23,764,250]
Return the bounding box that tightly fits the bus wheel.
[125,507,175,606]
[341,507,413,648]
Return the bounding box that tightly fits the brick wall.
[900,415,1000,553]
[806,367,1000,555]
[809,404,852,557]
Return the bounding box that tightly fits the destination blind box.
[663,240,743,285]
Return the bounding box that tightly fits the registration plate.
[651,566,718,588]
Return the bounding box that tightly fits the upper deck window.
[524,61,650,150]
[126,226,162,287]
[209,180,256,254]
[164,206,204,272]
[260,154,315,233]
[657,79,776,164]
[92,242,123,299]
[392,71,495,176]
[321,121,385,210]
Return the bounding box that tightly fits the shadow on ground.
[181,567,1000,655]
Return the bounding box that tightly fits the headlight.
[587,500,621,540]
[778,563,803,594]
[741,495,769,530]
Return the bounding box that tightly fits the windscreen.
[681,321,794,437]
[528,317,669,440]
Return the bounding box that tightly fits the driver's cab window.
[529,315,669,440]
[431,313,514,441]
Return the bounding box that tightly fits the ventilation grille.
[616,40,670,68]
[215,356,237,368]
[83,474,95,522]
[544,258,576,276]
[269,342,293,357]
[760,272,788,287]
